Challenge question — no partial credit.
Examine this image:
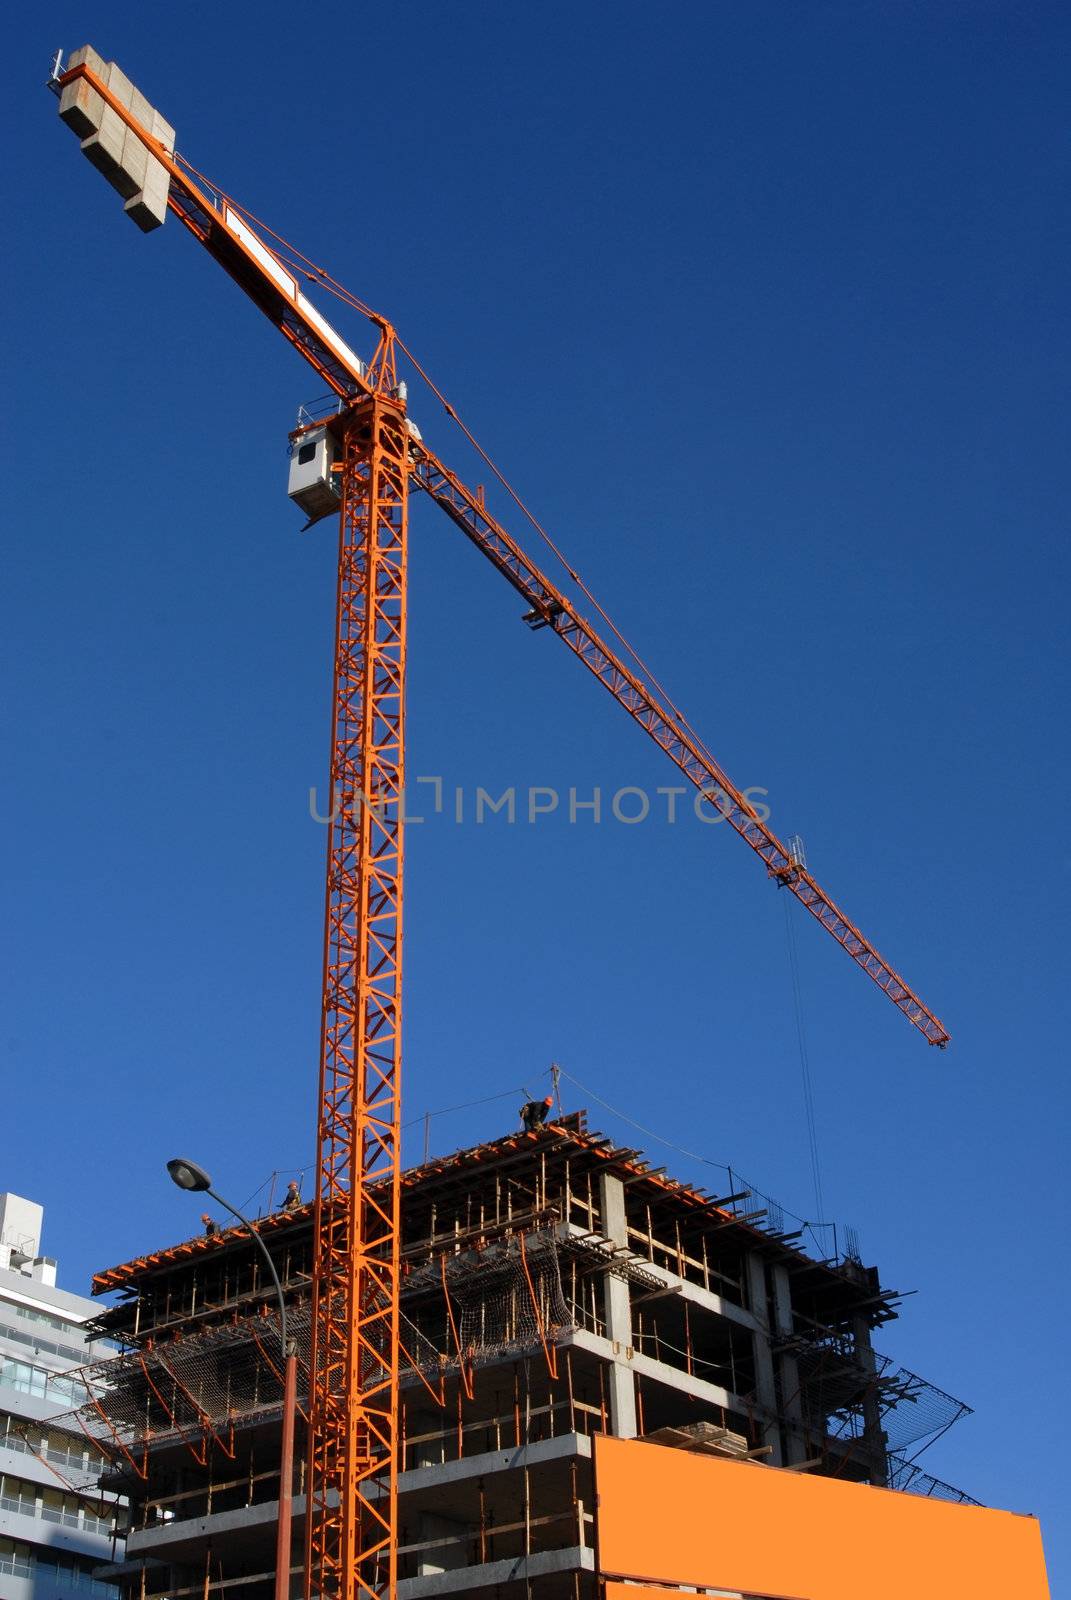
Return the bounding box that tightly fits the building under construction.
[39,39,1060,1600]
[56,1112,981,1600]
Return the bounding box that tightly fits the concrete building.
[74,1114,973,1600]
[0,1191,122,1599]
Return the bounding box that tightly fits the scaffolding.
[77,1117,976,1599]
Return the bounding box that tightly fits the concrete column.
[853,1314,888,1487]
[598,1174,637,1439]
[771,1262,808,1464]
[745,1254,783,1465]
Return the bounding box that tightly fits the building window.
[41,1485,82,1526]
[0,1314,90,1362]
[0,1472,37,1516]
[0,1471,113,1536]
[0,1355,87,1404]
[0,1536,34,1579]
[0,1536,118,1596]
[14,1303,81,1335]
[0,1410,92,1472]
[1,1356,48,1397]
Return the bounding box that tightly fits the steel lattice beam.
[411,445,949,1048]
[307,398,408,1600]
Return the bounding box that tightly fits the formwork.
[55,1113,974,1600]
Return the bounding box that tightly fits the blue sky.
[3,1,1068,1584]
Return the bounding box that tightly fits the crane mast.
[309,388,409,1600]
[49,45,951,1600]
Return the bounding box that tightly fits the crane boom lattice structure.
[410,447,949,1046]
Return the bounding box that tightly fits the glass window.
[0,1413,34,1452]
[0,1472,38,1515]
[46,1428,89,1469]
[41,1484,81,1526]
[0,1535,34,1578]
[298,441,317,465]
[0,1317,88,1360]
[14,1304,78,1334]
[31,1545,118,1596]
[2,1356,49,1397]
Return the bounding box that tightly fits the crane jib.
[410,448,950,1048]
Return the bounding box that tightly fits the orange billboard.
[606,1586,808,1600]
[595,1436,1050,1600]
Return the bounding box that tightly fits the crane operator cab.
[287,425,341,524]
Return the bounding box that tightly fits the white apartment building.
[0,1192,121,1600]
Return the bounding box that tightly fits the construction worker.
[519,1096,554,1133]
[201,1214,221,1239]
[282,1180,301,1212]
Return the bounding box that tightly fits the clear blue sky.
[4,1,1068,1585]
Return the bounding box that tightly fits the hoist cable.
[783,892,825,1221]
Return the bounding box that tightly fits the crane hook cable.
[782,893,825,1222]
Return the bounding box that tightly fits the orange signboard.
[607,1585,808,1600]
[595,1436,1050,1600]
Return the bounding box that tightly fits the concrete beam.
[397,1430,591,1497]
[126,1434,596,1561]
[398,1545,595,1599]
[566,1326,745,1415]
[564,1220,759,1335]
[126,1498,281,1560]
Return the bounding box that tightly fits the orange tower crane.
[48,46,950,1600]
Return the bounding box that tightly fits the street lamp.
[165,1157,211,1193]
[167,1157,298,1600]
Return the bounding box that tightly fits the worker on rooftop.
[282,1180,301,1212]
[520,1096,554,1133]
[201,1214,221,1239]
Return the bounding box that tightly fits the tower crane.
[48,45,950,1600]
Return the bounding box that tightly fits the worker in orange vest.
[520,1096,554,1132]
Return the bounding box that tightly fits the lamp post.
[167,1158,297,1600]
